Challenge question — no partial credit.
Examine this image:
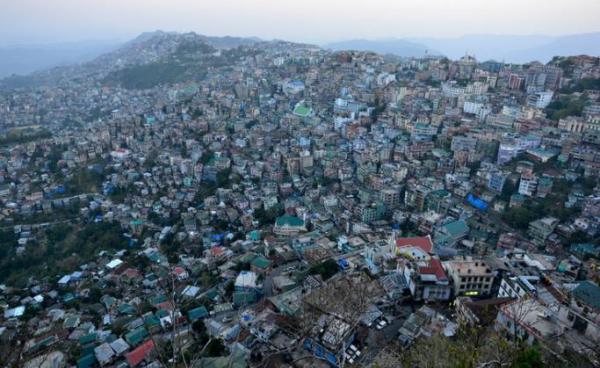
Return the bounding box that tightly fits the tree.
[513,347,544,368]
[204,339,226,357]
[308,259,339,281]
[502,207,535,230]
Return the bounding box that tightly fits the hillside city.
[0,31,599,368]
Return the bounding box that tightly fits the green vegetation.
[399,326,593,368]
[0,127,51,147]
[3,201,82,226]
[65,167,104,195]
[0,229,18,261]
[560,78,600,94]
[204,339,227,357]
[0,222,127,285]
[253,204,284,226]
[0,74,39,90]
[308,259,339,281]
[502,195,578,230]
[104,62,188,89]
[545,94,587,121]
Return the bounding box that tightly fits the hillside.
[325,39,438,58]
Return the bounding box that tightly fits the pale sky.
[1,0,599,45]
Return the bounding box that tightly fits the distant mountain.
[501,33,600,63]
[413,33,600,63]
[0,40,121,78]
[324,39,439,58]
[0,32,262,80]
[199,35,261,49]
[327,33,600,63]
[0,31,304,90]
[127,31,260,49]
[410,35,554,62]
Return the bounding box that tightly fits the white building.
[518,174,538,197]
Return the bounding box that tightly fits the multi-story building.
[380,188,401,209]
[451,136,478,152]
[528,217,559,247]
[444,257,495,297]
[488,171,507,193]
[518,174,538,197]
[526,91,553,109]
[273,215,307,235]
[498,275,541,299]
[558,116,587,133]
[400,258,451,302]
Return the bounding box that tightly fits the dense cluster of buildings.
[0,32,599,367]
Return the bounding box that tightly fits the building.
[518,174,537,197]
[359,202,386,224]
[497,141,520,165]
[444,257,494,297]
[526,91,553,109]
[558,116,587,133]
[395,235,434,260]
[528,217,559,247]
[380,188,401,208]
[451,136,478,152]
[434,220,469,247]
[498,275,541,299]
[400,258,451,302]
[455,297,513,327]
[273,215,307,235]
[488,171,507,193]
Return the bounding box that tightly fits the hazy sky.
[2,0,600,46]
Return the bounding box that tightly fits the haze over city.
[2,0,600,45]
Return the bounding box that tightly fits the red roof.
[211,246,225,256]
[126,339,154,367]
[419,258,447,281]
[156,301,175,312]
[396,235,433,254]
[173,266,187,276]
[122,268,140,279]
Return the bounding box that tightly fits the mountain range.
[0,31,263,79]
[1,31,599,79]
[325,32,600,63]
[0,40,121,79]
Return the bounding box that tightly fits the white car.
[376,320,387,330]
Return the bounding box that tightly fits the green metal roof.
[573,281,600,310]
[248,230,261,241]
[77,354,97,368]
[149,295,168,306]
[79,333,97,345]
[275,215,304,227]
[144,314,161,329]
[233,291,257,305]
[251,256,271,269]
[188,306,209,321]
[293,104,312,117]
[442,220,469,237]
[570,243,598,256]
[125,326,149,347]
[118,303,136,315]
